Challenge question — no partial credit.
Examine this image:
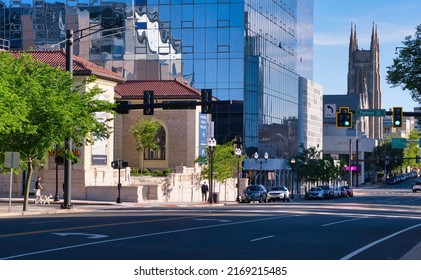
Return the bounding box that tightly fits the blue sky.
[313,0,421,111]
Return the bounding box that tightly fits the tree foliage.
[386,24,421,103]
[130,117,162,172]
[293,144,345,186]
[0,52,116,210]
[197,140,245,184]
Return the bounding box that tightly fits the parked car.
[332,186,342,198]
[319,185,334,199]
[343,186,354,197]
[339,187,348,198]
[412,180,421,193]
[306,187,324,200]
[240,184,268,203]
[267,186,290,202]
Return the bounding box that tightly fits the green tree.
[197,140,245,185]
[404,130,421,169]
[130,118,161,173]
[294,144,344,187]
[386,24,421,103]
[370,136,405,177]
[0,52,116,211]
[0,53,27,134]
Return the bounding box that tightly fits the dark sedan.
[240,184,268,203]
[342,186,354,197]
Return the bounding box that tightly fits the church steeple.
[350,23,358,54]
[370,22,379,51]
[347,22,382,139]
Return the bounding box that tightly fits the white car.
[267,186,290,202]
[412,180,421,193]
[332,186,342,198]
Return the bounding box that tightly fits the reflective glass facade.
[0,0,313,158]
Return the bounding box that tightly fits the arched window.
[144,126,166,160]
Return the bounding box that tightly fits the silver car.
[307,187,324,200]
[412,180,421,193]
[267,186,290,202]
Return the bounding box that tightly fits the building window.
[182,46,194,53]
[182,21,194,28]
[144,126,166,160]
[218,45,230,53]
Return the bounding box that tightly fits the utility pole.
[349,139,352,187]
[62,29,74,209]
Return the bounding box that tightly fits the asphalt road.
[1,184,421,260]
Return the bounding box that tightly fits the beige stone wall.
[119,106,200,171]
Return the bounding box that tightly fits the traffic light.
[336,107,353,128]
[201,89,212,114]
[143,91,154,115]
[392,107,403,127]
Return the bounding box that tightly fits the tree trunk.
[23,159,33,211]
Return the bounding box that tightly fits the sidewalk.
[0,198,230,217]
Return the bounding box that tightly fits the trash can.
[212,192,219,203]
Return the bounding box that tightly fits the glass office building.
[0,0,313,158]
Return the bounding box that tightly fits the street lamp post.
[207,137,217,203]
[235,147,242,202]
[62,21,124,209]
[254,152,268,185]
[290,158,296,199]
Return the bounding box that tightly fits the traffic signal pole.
[62,30,73,209]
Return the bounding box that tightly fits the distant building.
[0,0,315,158]
[1,50,125,200]
[299,77,323,151]
[114,80,205,171]
[323,94,376,186]
[347,24,383,139]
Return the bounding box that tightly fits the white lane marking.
[340,222,421,260]
[52,233,108,239]
[194,218,231,223]
[1,215,293,260]
[322,217,368,227]
[28,220,63,225]
[251,235,274,242]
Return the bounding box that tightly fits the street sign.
[4,152,20,168]
[355,109,385,117]
[391,138,407,149]
[324,104,336,118]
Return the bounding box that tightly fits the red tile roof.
[9,50,125,83]
[115,80,202,100]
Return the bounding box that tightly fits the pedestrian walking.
[34,176,43,204]
[201,182,209,201]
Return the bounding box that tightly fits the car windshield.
[246,186,261,192]
[320,186,330,190]
[270,187,284,191]
[310,187,322,191]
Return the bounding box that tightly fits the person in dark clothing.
[201,182,209,201]
[34,176,43,204]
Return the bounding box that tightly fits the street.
[1,184,421,260]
